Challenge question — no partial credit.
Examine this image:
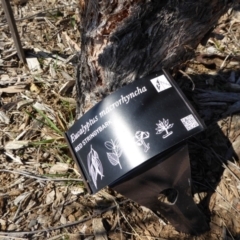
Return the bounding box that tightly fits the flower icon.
[135,131,150,152]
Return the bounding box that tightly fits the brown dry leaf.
[60,215,67,224]
[0,74,11,85]
[59,80,75,95]
[69,186,84,195]
[46,190,55,204]
[14,192,31,206]
[0,111,10,124]
[0,219,7,231]
[61,71,74,81]
[49,162,69,174]
[92,218,108,240]
[4,151,23,164]
[30,83,41,94]
[49,63,57,79]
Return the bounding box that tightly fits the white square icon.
[150,75,172,93]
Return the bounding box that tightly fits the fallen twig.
[0,5,78,27]
[0,200,129,237]
[0,169,83,182]
[0,236,28,240]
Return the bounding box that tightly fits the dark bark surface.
[76,0,234,117]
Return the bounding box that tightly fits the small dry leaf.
[49,64,57,79]
[30,83,41,94]
[0,219,6,230]
[0,111,10,124]
[26,57,42,73]
[69,186,84,195]
[33,102,56,121]
[49,162,69,174]
[92,218,108,240]
[61,31,80,52]
[0,74,10,82]
[5,140,29,150]
[61,71,74,81]
[79,224,87,234]
[4,151,23,164]
[46,190,55,204]
[59,80,75,95]
[7,224,17,231]
[14,192,31,206]
[60,215,67,224]
[28,219,37,229]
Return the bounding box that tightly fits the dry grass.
[0,1,240,239]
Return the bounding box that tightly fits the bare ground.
[0,1,240,239]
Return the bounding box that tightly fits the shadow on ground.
[177,69,240,237]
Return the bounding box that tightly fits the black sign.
[65,70,205,194]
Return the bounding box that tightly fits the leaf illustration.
[107,152,118,166]
[134,131,150,152]
[87,145,104,188]
[114,138,120,147]
[104,141,114,150]
[107,152,122,169]
[116,148,123,158]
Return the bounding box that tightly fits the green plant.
[32,107,63,135]
[70,17,76,28]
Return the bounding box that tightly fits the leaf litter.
[0,1,240,239]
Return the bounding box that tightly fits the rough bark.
[76,0,234,117]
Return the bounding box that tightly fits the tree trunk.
[76,0,234,117]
